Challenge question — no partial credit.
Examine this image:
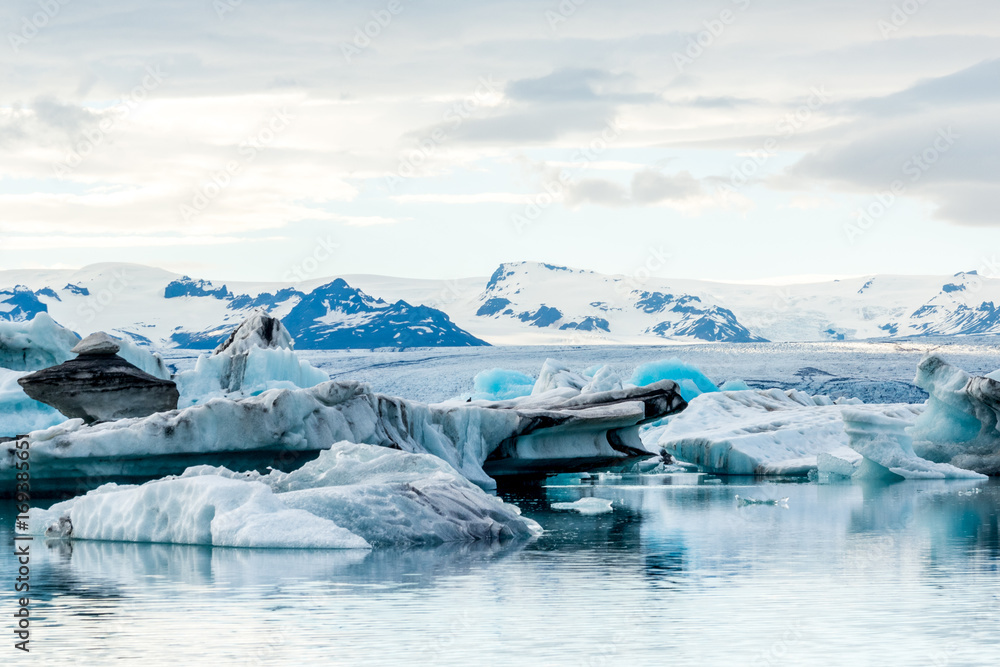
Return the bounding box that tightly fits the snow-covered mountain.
[0,264,486,350]
[3,261,1000,348]
[344,262,1000,345]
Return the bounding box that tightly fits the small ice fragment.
[551,497,614,515]
[735,495,789,507]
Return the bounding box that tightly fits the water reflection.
[1,476,998,665]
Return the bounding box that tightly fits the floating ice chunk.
[0,313,79,371]
[645,389,923,476]
[26,442,540,549]
[8,380,513,492]
[842,408,986,480]
[223,442,542,546]
[471,368,535,400]
[630,358,718,402]
[735,495,788,507]
[551,497,614,514]
[29,475,371,549]
[908,354,1000,474]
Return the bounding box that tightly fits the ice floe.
[24,442,541,549]
[843,409,986,480]
[907,354,1000,475]
[550,497,614,514]
[643,388,923,476]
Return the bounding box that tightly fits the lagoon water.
[3,474,999,666]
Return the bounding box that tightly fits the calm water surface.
[3,474,999,666]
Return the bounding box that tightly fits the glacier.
[23,441,541,549]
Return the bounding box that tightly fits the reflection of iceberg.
[25,442,541,549]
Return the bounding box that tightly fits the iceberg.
[470,360,624,402]
[550,497,614,514]
[471,368,535,401]
[530,358,622,395]
[907,354,1000,474]
[630,358,719,402]
[17,332,180,423]
[174,312,328,406]
[24,442,541,548]
[455,379,686,477]
[0,312,79,371]
[842,408,986,480]
[0,316,172,435]
[3,371,686,496]
[644,388,923,476]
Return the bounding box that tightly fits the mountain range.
[2,262,999,349]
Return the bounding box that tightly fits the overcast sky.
[1,0,998,283]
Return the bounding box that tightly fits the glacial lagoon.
[4,474,998,666]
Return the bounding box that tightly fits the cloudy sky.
[1,0,998,283]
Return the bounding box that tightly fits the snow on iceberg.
[907,354,1000,474]
[530,358,622,395]
[25,442,541,548]
[174,312,328,406]
[842,408,985,480]
[644,388,923,476]
[30,475,369,549]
